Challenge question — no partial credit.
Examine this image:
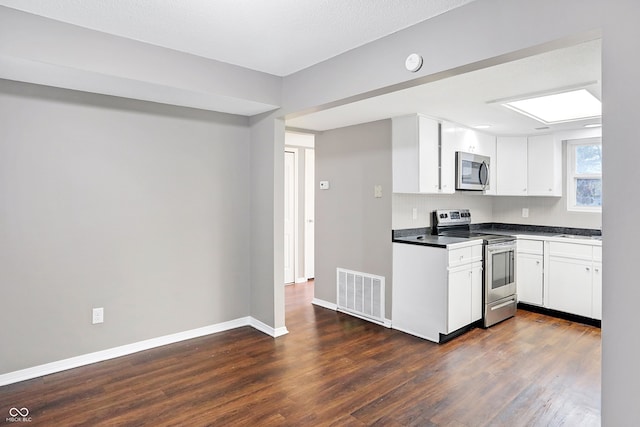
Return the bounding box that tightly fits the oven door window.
[491,250,515,289]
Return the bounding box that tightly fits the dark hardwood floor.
[1,281,601,426]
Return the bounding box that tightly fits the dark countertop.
[392,233,479,248]
[392,227,482,248]
[392,224,602,249]
[470,223,601,238]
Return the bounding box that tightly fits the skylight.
[502,89,601,124]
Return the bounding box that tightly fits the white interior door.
[284,151,296,284]
[304,148,315,279]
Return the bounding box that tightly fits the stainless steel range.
[432,209,517,327]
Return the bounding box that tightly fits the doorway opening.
[284,131,315,285]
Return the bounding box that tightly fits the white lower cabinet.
[592,262,602,320]
[470,262,483,322]
[516,239,544,306]
[447,261,483,333]
[547,241,602,320]
[392,241,483,342]
[548,256,593,318]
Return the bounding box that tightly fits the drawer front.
[517,239,543,254]
[448,247,472,267]
[549,241,593,260]
[449,244,482,267]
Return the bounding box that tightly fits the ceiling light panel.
[502,89,601,124]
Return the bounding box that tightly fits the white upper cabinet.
[496,136,528,195]
[392,114,497,195]
[392,114,440,193]
[496,135,562,197]
[527,134,562,196]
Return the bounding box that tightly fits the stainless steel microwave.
[455,151,490,191]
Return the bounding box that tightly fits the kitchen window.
[567,138,602,212]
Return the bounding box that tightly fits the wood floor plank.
[0,281,601,426]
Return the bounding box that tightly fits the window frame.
[567,138,602,213]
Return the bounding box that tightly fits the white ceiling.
[287,39,602,135]
[0,0,476,76]
[0,1,601,134]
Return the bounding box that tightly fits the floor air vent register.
[336,268,386,325]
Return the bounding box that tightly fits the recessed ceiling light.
[584,123,602,128]
[501,89,601,124]
[473,125,491,129]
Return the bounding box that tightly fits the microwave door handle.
[479,161,489,189]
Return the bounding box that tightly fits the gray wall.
[602,0,640,424]
[315,120,393,318]
[0,80,251,374]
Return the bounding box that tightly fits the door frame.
[284,148,299,284]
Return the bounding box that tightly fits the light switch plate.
[319,180,330,190]
[374,185,382,198]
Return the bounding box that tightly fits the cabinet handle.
[586,267,591,272]
[536,261,540,265]
[595,268,600,273]
[523,188,527,192]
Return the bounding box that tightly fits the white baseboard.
[312,298,337,311]
[336,308,393,328]
[312,298,392,328]
[250,317,289,338]
[0,316,285,387]
[295,277,307,284]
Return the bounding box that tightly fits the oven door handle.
[490,298,516,311]
[486,245,516,255]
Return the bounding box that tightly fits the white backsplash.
[393,192,601,231]
[393,192,494,229]
[491,196,601,230]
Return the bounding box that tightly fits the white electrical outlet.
[319,180,330,190]
[92,307,104,324]
[374,185,382,198]
[522,208,529,218]
[412,208,418,220]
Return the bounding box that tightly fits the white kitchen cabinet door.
[592,261,602,320]
[392,114,440,193]
[548,257,593,318]
[447,266,472,333]
[496,136,528,196]
[470,262,483,322]
[439,121,458,194]
[517,253,544,305]
[527,134,562,196]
